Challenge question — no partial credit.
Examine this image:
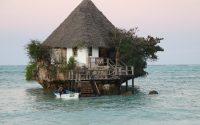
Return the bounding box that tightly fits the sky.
[0,0,200,65]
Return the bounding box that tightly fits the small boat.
[54,90,79,100]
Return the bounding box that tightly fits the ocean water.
[0,65,200,125]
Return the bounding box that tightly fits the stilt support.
[126,80,128,91]
[118,82,121,95]
[132,77,134,94]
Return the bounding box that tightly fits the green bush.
[26,40,50,63]
[59,57,76,75]
[67,56,76,70]
[25,40,51,81]
[25,63,37,81]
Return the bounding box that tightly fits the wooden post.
[73,80,76,92]
[69,71,71,80]
[79,73,81,81]
[126,66,128,75]
[72,70,74,80]
[114,67,117,75]
[118,81,122,95]
[69,81,71,91]
[67,82,69,90]
[89,57,91,68]
[126,80,128,91]
[69,70,71,80]
[132,77,134,94]
[107,58,109,67]
[76,73,78,81]
[119,67,122,75]
[94,81,101,96]
[75,81,77,92]
[131,66,134,75]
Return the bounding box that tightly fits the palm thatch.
[43,0,116,48]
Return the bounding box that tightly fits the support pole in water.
[118,81,122,95]
[132,77,134,94]
[126,80,128,91]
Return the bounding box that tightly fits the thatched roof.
[43,0,116,48]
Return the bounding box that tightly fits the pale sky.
[1,0,200,65]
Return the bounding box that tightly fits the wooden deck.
[64,57,134,82]
[49,57,135,96]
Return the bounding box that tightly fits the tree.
[67,56,77,70]
[25,40,51,80]
[26,40,50,63]
[110,28,125,65]
[110,28,164,77]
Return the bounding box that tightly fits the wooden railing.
[62,57,134,81]
[88,57,109,68]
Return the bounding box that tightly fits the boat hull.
[54,93,79,100]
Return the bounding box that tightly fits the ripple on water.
[0,65,200,125]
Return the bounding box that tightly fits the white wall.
[67,48,73,63]
[92,47,99,57]
[66,47,99,66]
[77,48,88,66]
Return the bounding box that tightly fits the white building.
[43,0,116,66]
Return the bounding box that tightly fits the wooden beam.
[94,81,101,96]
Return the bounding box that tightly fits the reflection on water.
[26,88,55,100]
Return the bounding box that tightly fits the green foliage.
[25,63,37,81]
[60,56,76,74]
[26,40,50,63]
[110,28,164,77]
[25,40,51,81]
[67,56,76,70]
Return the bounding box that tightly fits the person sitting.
[58,85,64,98]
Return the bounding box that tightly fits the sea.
[0,65,200,125]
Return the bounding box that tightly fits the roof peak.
[79,0,93,5]
[43,0,116,48]
[82,0,92,2]
[78,0,95,8]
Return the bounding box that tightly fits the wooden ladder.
[80,82,94,97]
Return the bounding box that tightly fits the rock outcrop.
[149,90,158,95]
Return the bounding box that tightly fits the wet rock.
[149,90,158,95]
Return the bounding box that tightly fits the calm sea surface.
[0,65,200,125]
